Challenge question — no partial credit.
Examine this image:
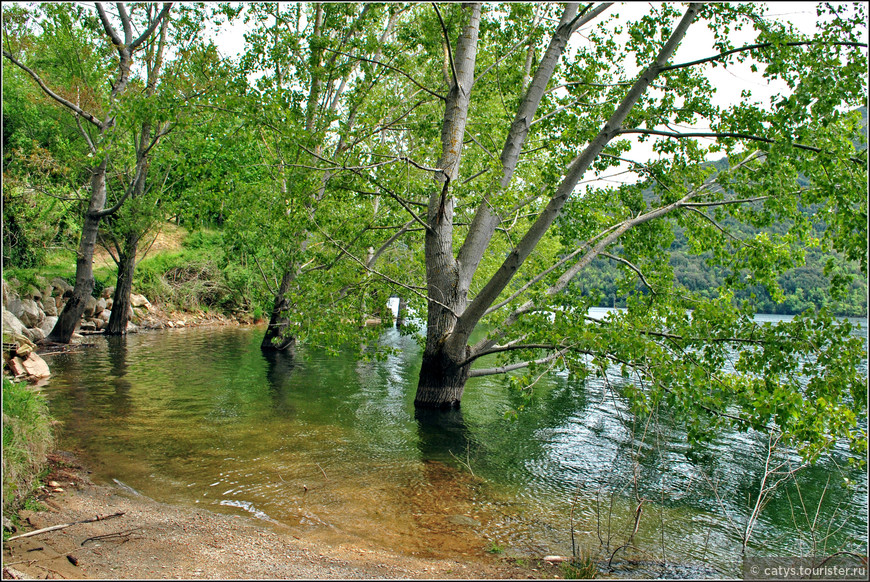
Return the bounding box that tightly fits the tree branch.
[2,51,103,128]
[601,252,656,295]
[432,3,458,88]
[661,39,867,73]
[130,3,173,50]
[468,347,570,377]
[617,128,864,164]
[322,47,446,101]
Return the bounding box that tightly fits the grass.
[2,375,54,520]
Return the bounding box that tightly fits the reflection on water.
[41,317,868,577]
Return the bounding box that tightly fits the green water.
[41,318,867,577]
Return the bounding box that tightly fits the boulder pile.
[2,277,158,381]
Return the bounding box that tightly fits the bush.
[2,376,53,515]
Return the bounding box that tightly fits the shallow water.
[41,313,868,577]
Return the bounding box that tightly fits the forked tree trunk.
[46,159,108,343]
[105,233,140,335]
[261,269,297,351]
[413,3,480,408]
[412,3,699,408]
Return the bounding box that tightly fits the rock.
[446,515,480,527]
[92,318,104,331]
[8,357,27,376]
[130,293,152,310]
[543,556,571,564]
[43,298,58,317]
[97,309,111,321]
[79,320,97,332]
[51,277,74,296]
[102,286,114,299]
[126,322,139,334]
[96,298,107,312]
[23,327,46,343]
[39,316,59,336]
[24,285,42,301]
[8,298,42,327]
[106,298,114,310]
[83,296,98,318]
[3,308,27,336]
[2,279,13,305]
[3,331,36,358]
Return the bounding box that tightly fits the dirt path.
[3,452,564,580]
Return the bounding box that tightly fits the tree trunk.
[261,269,297,351]
[414,346,471,409]
[413,3,481,408]
[105,233,139,335]
[396,297,407,328]
[46,158,108,343]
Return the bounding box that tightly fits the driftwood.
[5,512,125,542]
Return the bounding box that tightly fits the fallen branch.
[80,528,142,546]
[6,512,125,542]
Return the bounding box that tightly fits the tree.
[306,2,865,459]
[225,2,412,351]
[100,5,226,335]
[3,2,173,343]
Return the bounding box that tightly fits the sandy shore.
[3,451,564,580]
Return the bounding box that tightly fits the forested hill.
[571,107,868,317]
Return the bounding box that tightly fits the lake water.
[40,312,868,577]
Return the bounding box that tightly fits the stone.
[83,296,98,318]
[102,286,114,300]
[106,298,114,310]
[2,279,13,305]
[21,352,50,378]
[51,277,73,296]
[9,298,42,328]
[130,293,152,310]
[23,327,46,343]
[56,296,65,310]
[3,309,27,336]
[24,285,42,301]
[96,298,107,312]
[126,322,139,334]
[43,298,58,317]
[92,318,104,331]
[8,357,27,376]
[3,331,35,358]
[39,316,59,336]
[97,309,111,321]
[79,320,97,332]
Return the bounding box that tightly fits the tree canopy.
[3,2,867,462]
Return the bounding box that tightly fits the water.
[40,314,868,577]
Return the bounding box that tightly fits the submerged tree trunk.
[414,347,471,409]
[105,233,140,335]
[261,269,297,351]
[413,3,699,408]
[413,3,482,408]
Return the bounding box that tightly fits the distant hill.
[570,107,867,317]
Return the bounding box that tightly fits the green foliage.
[2,376,54,514]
